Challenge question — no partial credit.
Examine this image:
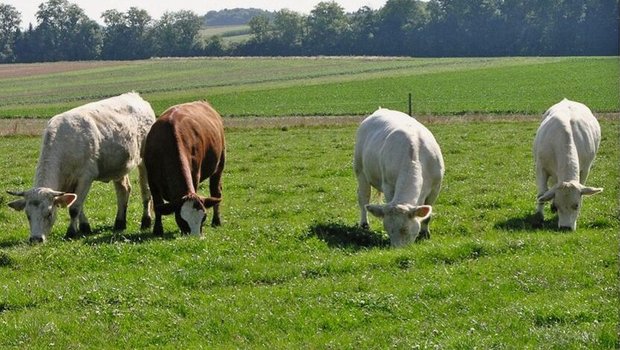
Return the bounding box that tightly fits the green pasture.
[199,25,251,43]
[0,119,617,348]
[0,56,617,118]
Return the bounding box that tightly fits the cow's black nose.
[29,236,44,244]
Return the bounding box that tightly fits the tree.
[0,4,21,62]
[376,0,428,55]
[34,0,101,61]
[152,10,202,57]
[101,7,152,60]
[248,14,272,43]
[348,6,379,55]
[305,1,349,55]
[272,9,305,54]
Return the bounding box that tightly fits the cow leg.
[419,183,441,240]
[533,167,549,227]
[356,174,371,229]
[208,170,223,227]
[138,161,152,229]
[418,216,432,241]
[65,180,93,239]
[150,186,165,236]
[113,175,131,231]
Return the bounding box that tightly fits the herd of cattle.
[6,92,603,246]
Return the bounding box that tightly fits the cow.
[354,108,445,247]
[7,92,155,243]
[143,100,225,237]
[533,99,603,230]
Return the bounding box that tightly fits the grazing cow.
[144,100,225,237]
[533,99,603,230]
[354,108,444,247]
[7,92,155,243]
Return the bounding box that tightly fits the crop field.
[0,56,618,348]
[0,56,617,118]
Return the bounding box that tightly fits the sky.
[4,0,389,28]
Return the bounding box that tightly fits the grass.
[0,56,617,117]
[199,25,251,44]
[0,119,617,348]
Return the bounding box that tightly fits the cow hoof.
[140,216,152,230]
[153,226,164,236]
[360,223,369,230]
[65,226,79,239]
[531,212,544,228]
[113,219,127,231]
[79,223,92,235]
[29,236,45,244]
[417,230,430,241]
[211,219,221,227]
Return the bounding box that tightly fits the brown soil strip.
[0,61,128,79]
[0,113,617,137]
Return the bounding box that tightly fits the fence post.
[408,93,412,117]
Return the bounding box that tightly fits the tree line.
[0,0,618,63]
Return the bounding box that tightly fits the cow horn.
[48,190,66,197]
[6,190,25,196]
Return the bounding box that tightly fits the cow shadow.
[494,212,558,231]
[306,221,390,250]
[82,226,175,245]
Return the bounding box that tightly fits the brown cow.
[143,101,225,236]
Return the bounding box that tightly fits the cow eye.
[572,204,579,210]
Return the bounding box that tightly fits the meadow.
[0,56,617,118]
[0,56,618,348]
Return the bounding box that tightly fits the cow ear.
[366,204,386,218]
[156,203,176,215]
[202,197,221,208]
[537,188,555,203]
[581,186,603,196]
[8,199,26,211]
[54,193,77,208]
[409,205,432,220]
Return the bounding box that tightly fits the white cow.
[533,99,603,230]
[8,92,155,243]
[354,108,444,247]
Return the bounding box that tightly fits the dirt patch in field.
[0,113,617,136]
[0,61,128,79]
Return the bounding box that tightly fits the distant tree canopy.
[204,8,274,26]
[0,0,617,63]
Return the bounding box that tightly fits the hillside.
[203,8,275,26]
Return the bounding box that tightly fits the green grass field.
[0,56,618,347]
[0,118,617,348]
[0,56,617,118]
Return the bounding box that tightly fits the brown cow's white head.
[7,188,77,243]
[156,194,221,236]
[537,181,603,231]
[366,204,432,247]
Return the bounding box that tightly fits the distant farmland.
[0,56,617,118]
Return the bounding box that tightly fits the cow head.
[537,181,603,230]
[366,204,432,247]
[156,194,221,236]
[7,188,77,243]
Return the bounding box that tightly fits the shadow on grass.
[82,226,176,245]
[0,238,24,249]
[494,212,558,231]
[306,221,390,250]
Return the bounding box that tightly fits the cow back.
[144,101,225,202]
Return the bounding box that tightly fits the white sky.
[4,0,389,28]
